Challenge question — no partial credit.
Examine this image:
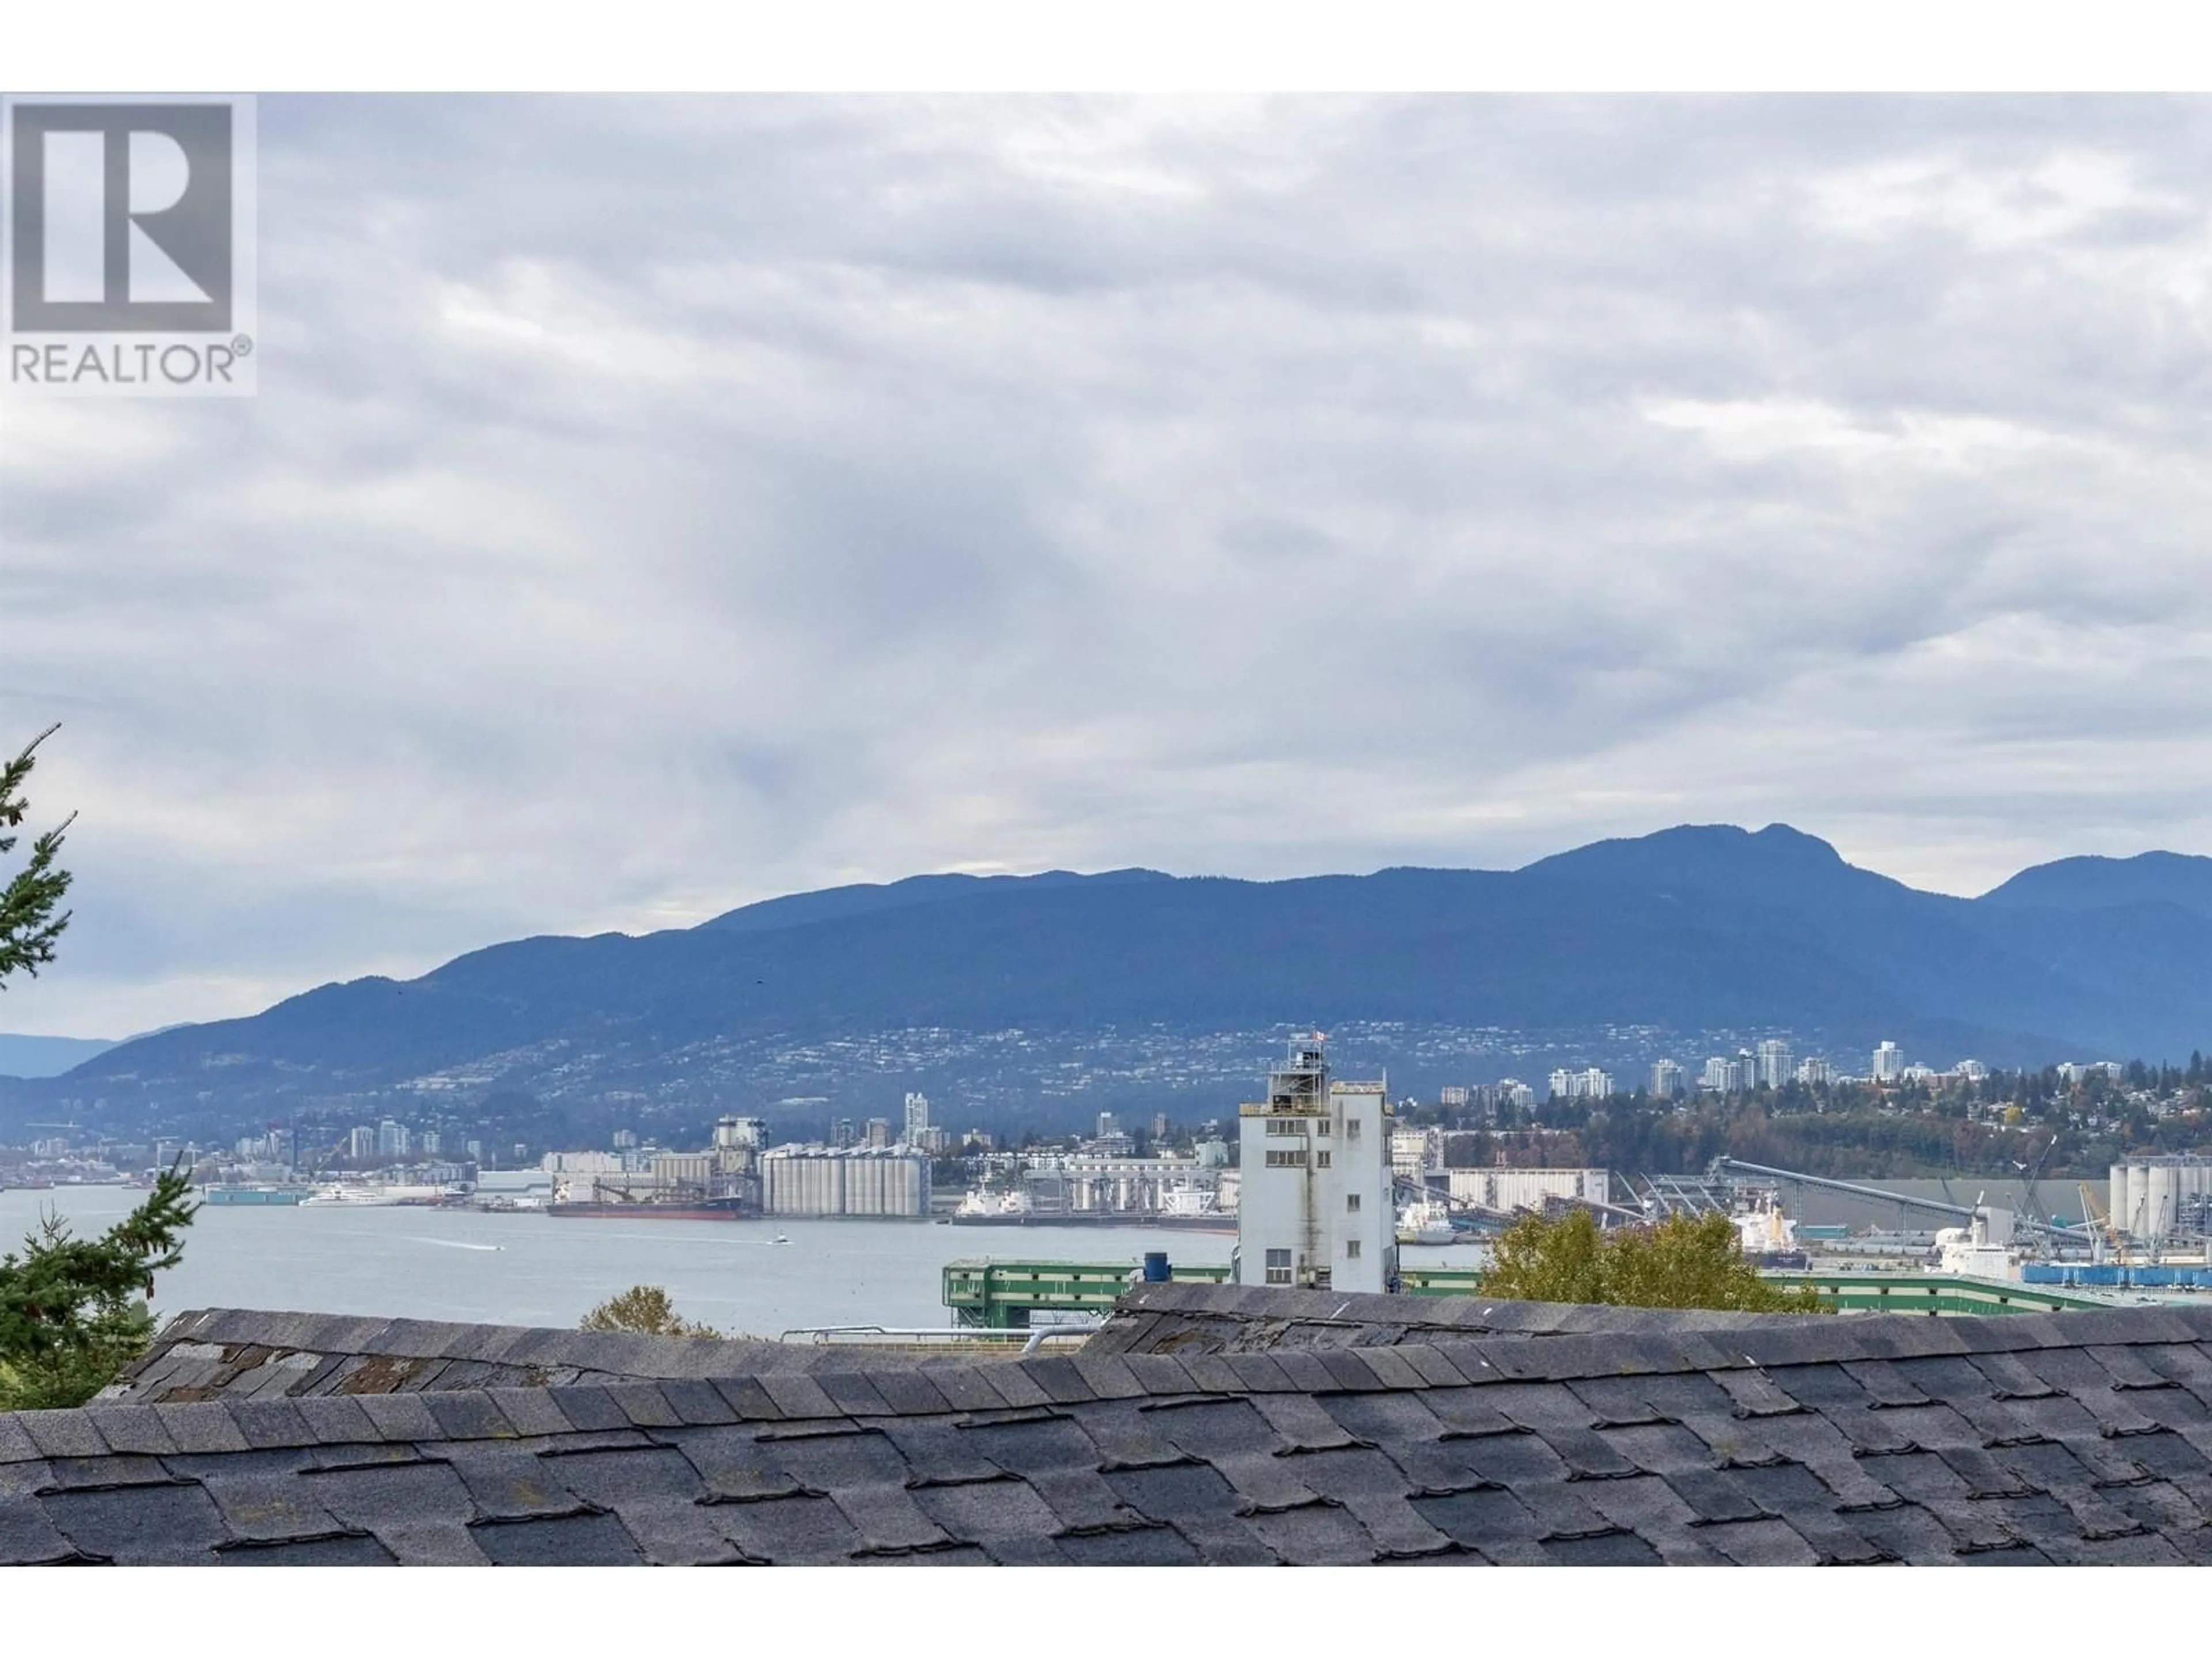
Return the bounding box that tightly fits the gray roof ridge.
[1114,1281,1838,1331]
[135,1305,797,1377]
[12,1298,2211,1464]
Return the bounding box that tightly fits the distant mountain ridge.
[6,825,2209,1134]
[696,868,1172,936]
[1980,850,2212,922]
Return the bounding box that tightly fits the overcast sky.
[5,94,2211,1037]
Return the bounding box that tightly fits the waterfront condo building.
[1235,1034,1397,1294]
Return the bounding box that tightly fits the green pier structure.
[942,1257,2124,1328]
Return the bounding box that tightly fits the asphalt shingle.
[32,1290,2212,1565]
[40,1480,231,1564]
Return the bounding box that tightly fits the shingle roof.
[1089,1282,1832,1354]
[104,1308,999,1404]
[13,1294,2212,1564]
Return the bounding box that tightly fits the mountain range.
[5,824,2209,1138]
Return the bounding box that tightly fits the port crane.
[2076,1182,2128,1267]
[2008,1132,2061,1227]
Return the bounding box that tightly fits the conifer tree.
[0,727,198,1410]
[0,726,72,985]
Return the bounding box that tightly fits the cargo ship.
[546,1197,756,1221]
[947,1185,1236,1233]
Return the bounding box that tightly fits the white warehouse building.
[1235,1034,1397,1294]
[1446,1167,1611,1213]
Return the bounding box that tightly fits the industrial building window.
[1345,1239,1362,1259]
[1265,1248,1292,1286]
[1315,1119,1330,1136]
[1346,1193,1361,1213]
[1264,1148,1308,1168]
[1316,1150,1332,1168]
[1345,1118,1362,1141]
[1267,1118,1306,1137]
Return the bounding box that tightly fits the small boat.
[770,1233,791,1245]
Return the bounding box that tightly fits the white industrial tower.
[1235,1033,1397,1294]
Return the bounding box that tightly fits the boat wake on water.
[408,1237,505,1252]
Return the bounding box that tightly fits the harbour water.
[0,1187,1245,1335]
[0,1185,1498,1335]
[43,1170,2062,1335]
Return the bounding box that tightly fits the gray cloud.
[5,94,2211,1035]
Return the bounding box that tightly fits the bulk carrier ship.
[546,1195,755,1221]
[544,1176,757,1220]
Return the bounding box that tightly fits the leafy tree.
[579,1284,720,1338]
[1480,1209,1829,1315]
[0,1168,198,1410]
[1,725,73,985]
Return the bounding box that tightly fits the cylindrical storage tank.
[2111,1165,2128,1233]
[2149,1164,2179,1241]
